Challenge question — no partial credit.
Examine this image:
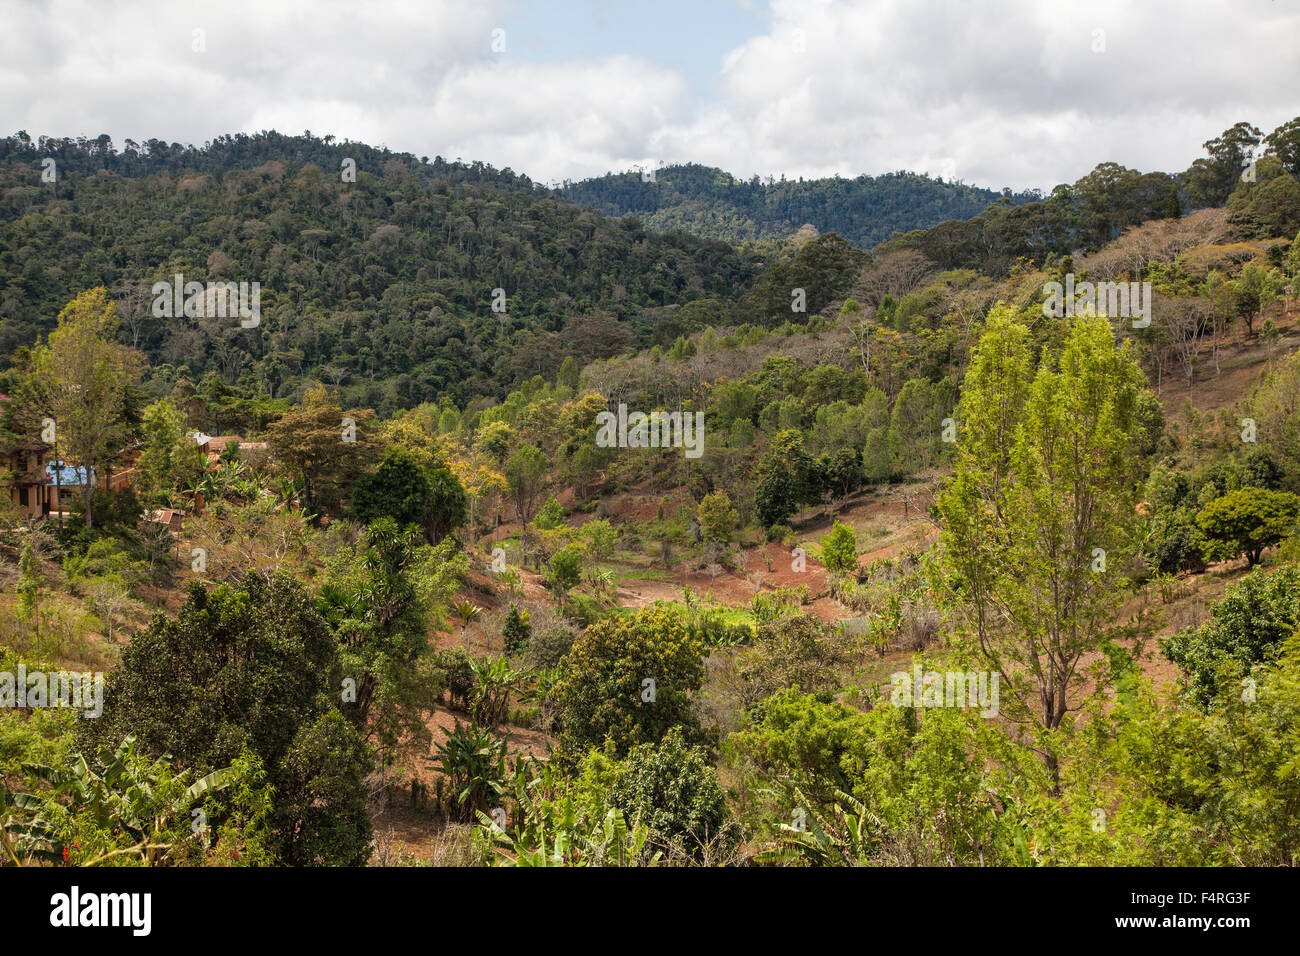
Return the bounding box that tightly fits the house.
[195,433,268,469]
[146,508,185,532]
[3,441,59,518]
[1,397,268,521]
[4,439,137,519]
[2,432,131,521]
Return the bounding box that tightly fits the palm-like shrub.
[475,763,659,867]
[431,723,511,822]
[469,655,527,726]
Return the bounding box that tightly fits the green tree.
[1195,487,1300,565]
[505,443,550,565]
[136,398,204,504]
[756,429,815,528]
[33,288,144,529]
[352,446,468,542]
[1252,348,1300,490]
[546,542,585,598]
[1264,115,1300,175]
[608,728,737,858]
[264,383,380,517]
[78,573,373,865]
[1162,565,1300,707]
[273,711,373,865]
[937,310,1149,782]
[697,490,738,546]
[553,605,706,761]
[502,603,532,655]
[817,520,858,575]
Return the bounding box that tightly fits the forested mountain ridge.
[886,119,1300,273]
[560,162,1040,248]
[0,132,763,412]
[0,130,545,194]
[2,117,1297,420]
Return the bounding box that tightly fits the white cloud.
[1,0,1296,190]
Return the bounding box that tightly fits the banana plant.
[753,786,880,867]
[585,567,617,602]
[452,598,483,634]
[275,477,304,510]
[9,735,234,866]
[475,766,660,867]
[518,665,561,731]
[469,655,527,726]
[430,722,514,821]
[496,567,523,600]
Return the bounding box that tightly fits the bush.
[553,605,707,760]
[534,497,566,531]
[608,728,738,859]
[1161,564,1300,706]
[502,603,531,655]
[898,599,940,651]
[546,542,585,596]
[430,647,476,710]
[1196,487,1300,565]
[1148,515,1207,574]
[738,612,846,704]
[697,491,739,545]
[526,615,579,668]
[818,520,858,575]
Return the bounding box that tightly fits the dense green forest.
[559,163,1041,248]
[0,132,762,410]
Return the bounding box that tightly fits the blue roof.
[45,461,93,486]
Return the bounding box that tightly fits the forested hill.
[559,163,1041,247]
[0,132,763,412]
[0,130,545,194]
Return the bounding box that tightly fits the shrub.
[608,728,739,859]
[502,603,531,655]
[1196,487,1300,565]
[553,605,707,760]
[817,520,859,575]
[546,543,585,596]
[697,491,739,545]
[1161,564,1300,706]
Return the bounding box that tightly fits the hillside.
[0,132,762,412]
[3,113,1300,874]
[560,162,1040,248]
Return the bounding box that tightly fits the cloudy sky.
[2,0,1297,191]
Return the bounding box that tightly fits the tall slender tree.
[33,288,143,529]
[938,308,1151,787]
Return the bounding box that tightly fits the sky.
[2,0,1297,192]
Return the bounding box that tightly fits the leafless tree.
[853,250,935,307]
